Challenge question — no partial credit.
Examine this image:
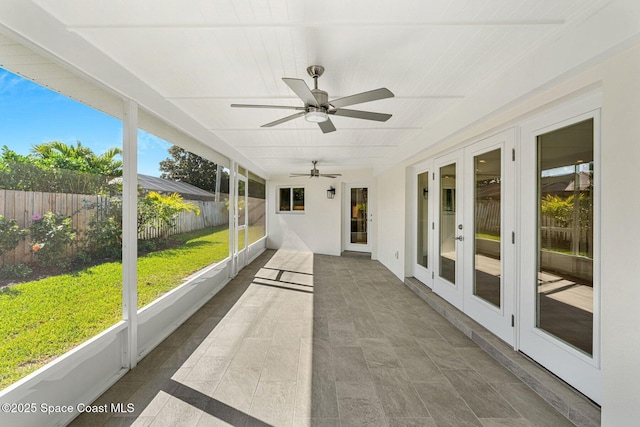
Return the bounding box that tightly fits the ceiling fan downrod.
[307,65,324,90]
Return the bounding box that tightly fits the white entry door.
[344,184,371,252]
[413,162,434,287]
[462,131,515,346]
[433,152,464,310]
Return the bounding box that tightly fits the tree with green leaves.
[31,141,122,177]
[159,145,228,193]
[0,143,120,194]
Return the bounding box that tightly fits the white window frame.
[277,186,305,213]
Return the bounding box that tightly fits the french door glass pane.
[350,188,368,244]
[417,172,429,268]
[474,149,501,307]
[537,119,594,356]
[439,164,456,284]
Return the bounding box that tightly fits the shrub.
[82,197,123,259]
[0,263,32,280]
[29,212,76,268]
[138,239,159,254]
[138,192,200,238]
[541,193,591,228]
[0,215,26,256]
[80,192,202,259]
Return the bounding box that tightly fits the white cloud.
[0,70,23,95]
[137,129,171,153]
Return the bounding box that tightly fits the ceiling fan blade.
[261,111,305,128]
[231,104,305,110]
[282,78,318,106]
[290,173,310,177]
[318,118,336,134]
[330,88,394,108]
[319,174,342,178]
[330,108,392,122]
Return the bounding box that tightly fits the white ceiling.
[0,0,624,177]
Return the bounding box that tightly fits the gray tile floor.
[70,249,575,427]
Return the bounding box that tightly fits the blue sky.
[0,68,170,176]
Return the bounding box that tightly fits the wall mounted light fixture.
[327,186,336,199]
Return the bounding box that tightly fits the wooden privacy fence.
[540,216,592,256]
[0,189,100,267]
[138,197,265,239]
[138,199,229,240]
[0,190,265,267]
[476,199,591,255]
[476,201,500,234]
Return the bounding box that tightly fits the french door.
[433,152,464,310]
[421,131,516,343]
[462,132,515,345]
[414,97,601,402]
[519,105,601,404]
[413,164,434,286]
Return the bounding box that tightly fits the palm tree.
[31,141,122,176]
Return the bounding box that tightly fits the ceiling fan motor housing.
[311,89,328,108]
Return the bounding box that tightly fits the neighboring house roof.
[137,174,217,201]
[542,171,592,195]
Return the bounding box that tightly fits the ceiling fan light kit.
[231,65,394,133]
[304,108,328,123]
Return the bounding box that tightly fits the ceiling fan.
[290,161,342,179]
[231,65,394,133]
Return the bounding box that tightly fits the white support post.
[122,99,138,369]
[215,164,222,203]
[229,160,236,277]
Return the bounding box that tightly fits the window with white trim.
[278,186,305,212]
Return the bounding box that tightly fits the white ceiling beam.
[65,20,565,30]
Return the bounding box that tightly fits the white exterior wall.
[375,167,406,280]
[599,45,640,426]
[374,44,640,425]
[267,169,373,256]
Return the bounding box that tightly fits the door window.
[439,163,457,284]
[350,188,368,244]
[474,149,501,308]
[537,119,594,356]
[417,172,429,268]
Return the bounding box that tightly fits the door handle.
[454,235,464,241]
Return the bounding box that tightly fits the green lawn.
[0,226,230,389]
[476,232,501,241]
